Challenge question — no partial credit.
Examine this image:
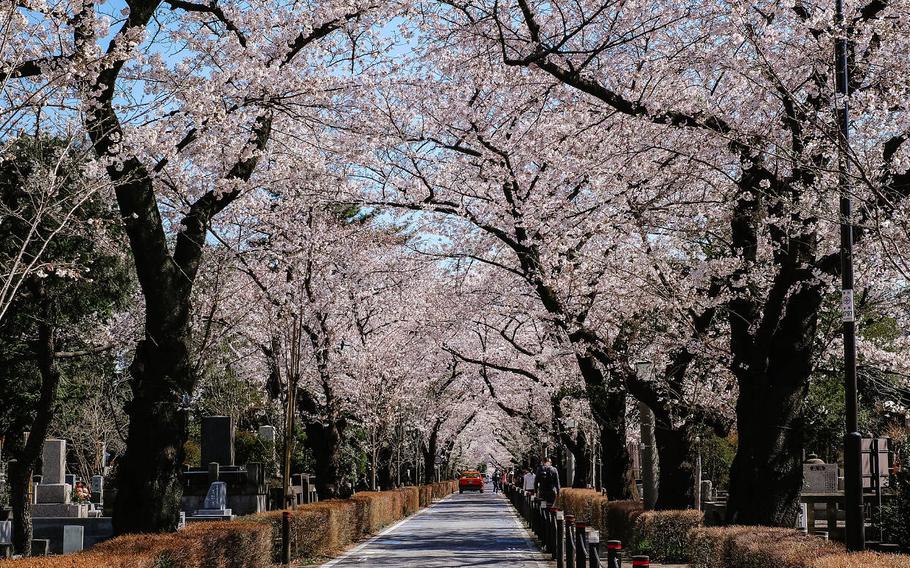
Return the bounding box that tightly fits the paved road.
[322,484,553,567]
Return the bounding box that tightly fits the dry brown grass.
[811,552,910,567]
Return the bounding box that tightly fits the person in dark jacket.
[535,457,561,506]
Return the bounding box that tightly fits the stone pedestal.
[32,503,88,518]
[36,484,71,504]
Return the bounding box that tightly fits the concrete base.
[35,484,71,504]
[31,517,112,554]
[32,503,88,518]
[181,493,265,516]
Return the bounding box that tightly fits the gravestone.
[0,520,11,558]
[257,425,275,443]
[700,480,713,503]
[803,463,838,493]
[190,481,232,519]
[203,481,227,510]
[64,474,77,488]
[30,539,49,556]
[41,440,66,485]
[62,525,83,554]
[201,416,234,466]
[90,476,103,504]
[178,512,186,530]
[33,438,87,519]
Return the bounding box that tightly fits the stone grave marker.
[30,539,49,556]
[0,520,11,558]
[90,475,103,504]
[257,425,275,443]
[62,525,83,554]
[201,416,234,466]
[204,481,227,510]
[41,440,66,485]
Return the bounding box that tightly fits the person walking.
[535,457,561,506]
[492,469,501,493]
[522,467,536,493]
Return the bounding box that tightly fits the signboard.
[803,463,838,493]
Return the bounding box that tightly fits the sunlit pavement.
[321,483,553,567]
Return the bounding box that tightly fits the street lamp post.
[564,418,576,488]
[834,0,864,551]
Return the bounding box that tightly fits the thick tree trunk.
[8,459,32,555]
[569,433,592,489]
[113,328,192,534]
[306,420,344,499]
[725,369,806,525]
[654,425,695,510]
[575,354,635,499]
[10,310,64,553]
[377,444,395,490]
[422,422,440,484]
[592,389,636,500]
[725,267,819,525]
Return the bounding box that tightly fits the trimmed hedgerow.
[811,552,910,567]
[633,509,704,562]
[5,483,457,568]
[688,525,854,568]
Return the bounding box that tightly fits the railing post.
[606,540,622,568]
[555,510,565,568]
[546,506,556,553]
[540,500,549,544]
[575,522,588,567]
[587,529,600,568]
[565,514,576,568]
[281,510,291,565]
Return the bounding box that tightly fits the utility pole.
[834,0,864,551]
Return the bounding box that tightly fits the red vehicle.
[458,471,484,493]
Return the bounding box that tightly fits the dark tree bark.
[9,287,63,555]
[422,419,441,484]
[653,426,695,510]
[562,430,592,489]
[575,354,636,500]
[8,457,33,556]
[377,444,395,490]
[305,419,345,499]
[723,177,823,526]
[591,388,636,500]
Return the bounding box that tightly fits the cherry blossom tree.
[423,0,910,524]
[7,0,399,531]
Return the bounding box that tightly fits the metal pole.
[834,0,864,552]
[565,515,576,568]
[556,510,565,568]
[281,510,291,564]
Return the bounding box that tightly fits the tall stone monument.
[33,440,87,518]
